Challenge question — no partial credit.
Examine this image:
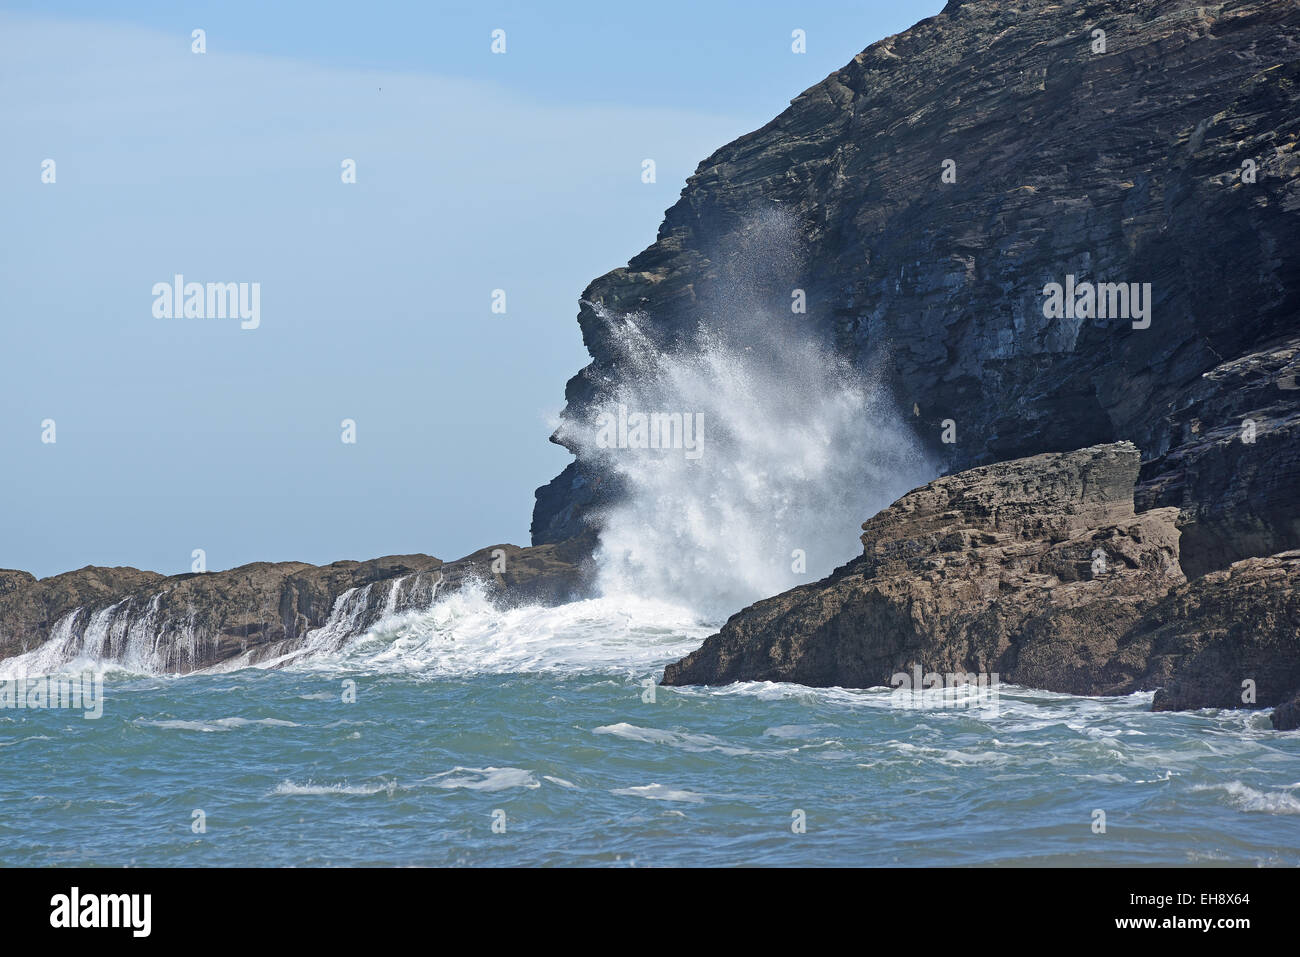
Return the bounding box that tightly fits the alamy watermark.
[594,404,704,459]
[1042,275,1151,329]
[50,887,150,937]
[889,666,1000,715]
[0,670,104,719]
[152,274,260,329]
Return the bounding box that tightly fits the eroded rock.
[663,442,1300,721]
[664,442,1187,691]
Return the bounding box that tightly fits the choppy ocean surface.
[2,590,1298,867]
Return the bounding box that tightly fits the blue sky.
[0,1,942,578]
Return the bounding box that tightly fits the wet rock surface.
[663,443,1300,722]
[0,533,595,674]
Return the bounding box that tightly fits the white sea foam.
[289,581,711,678]
[1193,781,1300,814]
[764,724,828,738]
[427,767,540,791]
[611,783,708,803]
[136,717,300,732]
[272,779,398,797]
[593,722,785,757]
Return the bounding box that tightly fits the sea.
[2,585,1298,867]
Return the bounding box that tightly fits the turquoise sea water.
[2,592,1298,867]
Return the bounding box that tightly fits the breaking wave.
[557,303,931,619]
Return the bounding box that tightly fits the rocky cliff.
[662,442,1300,727]
[532,0,1300,584]
[0,535,593,675]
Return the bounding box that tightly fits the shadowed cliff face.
[532,0,1300,579]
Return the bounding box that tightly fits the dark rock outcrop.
[1135,338,1300,578]
[1136,551,1300,711]
[0,533,595,674]
[662,442,1300,721]
[1273,689,1300,730]
[533,0,1300,582]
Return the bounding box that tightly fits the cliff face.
[0,535,593,674]
[533,0,1300,581]
[661,442,1300,721]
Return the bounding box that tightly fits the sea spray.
[556,304,932,621]
[293,580,711,678]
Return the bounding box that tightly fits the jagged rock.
[0,534,595,674]
[663,442,1300,718]
[664,442,1188,692]
[533,0,1300,581]
[0,570,35,598]
[453,531,598,606]
[1135,551,1300,711]
[1273,690,1300,731]
[1136,337,1300,578]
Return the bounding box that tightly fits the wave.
[556,301,931,620]
[610,783,709,803]
[1,575,711,681]
[283,580,711,678]
[1192,781,1300,815]
[593,722,785,757]
[271,779,399,797]
[136,717,300,732]
[272,767,547,797]
[423,767,540,791]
